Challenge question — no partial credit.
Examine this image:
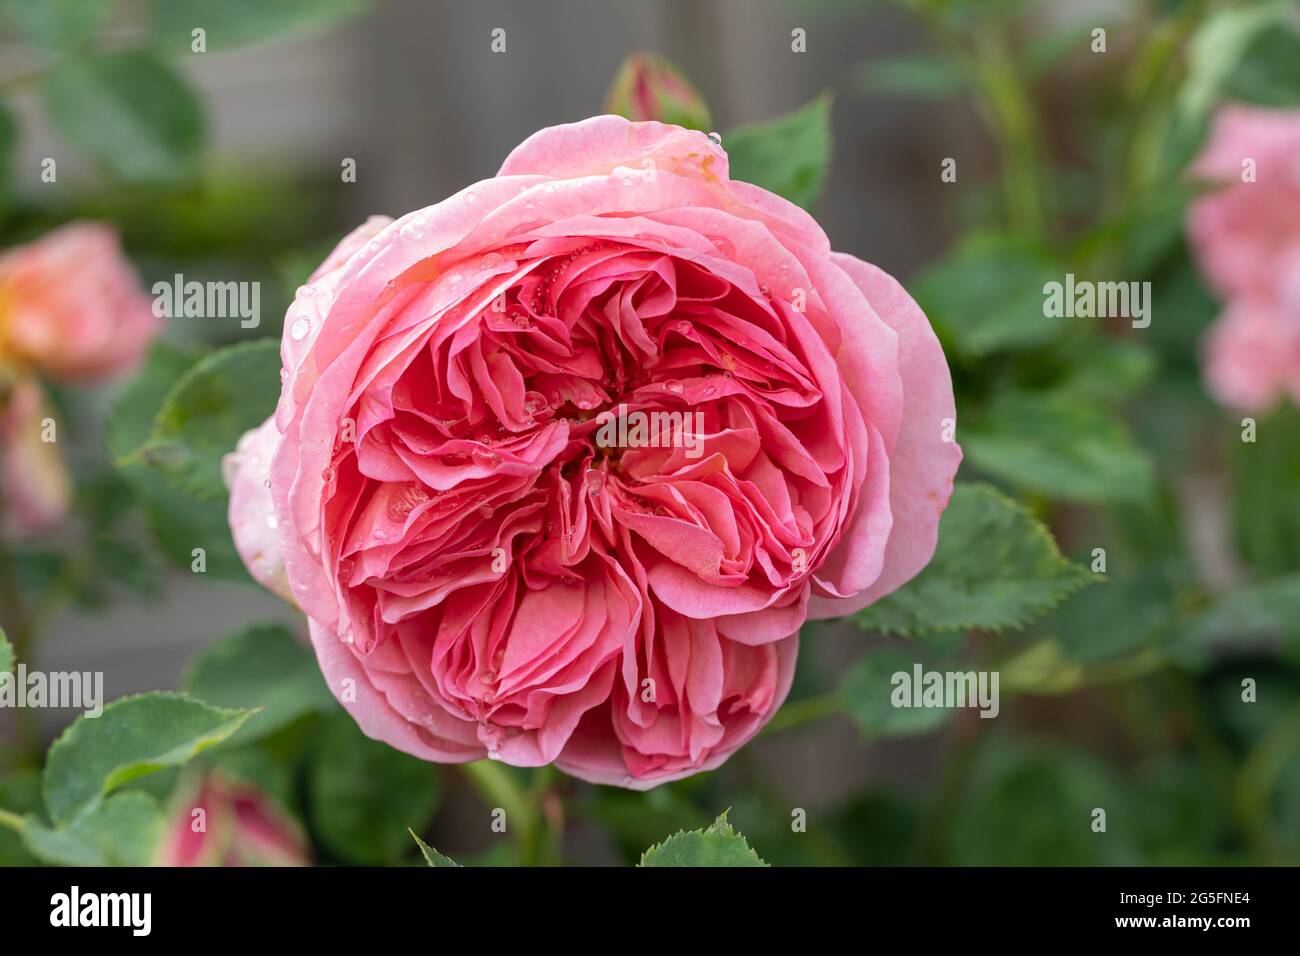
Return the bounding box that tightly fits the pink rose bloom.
[0,222,160,382]
[155,772,310,867]
[1187,105,1300,410]
[228,117,961,788]
[1,376,71,536]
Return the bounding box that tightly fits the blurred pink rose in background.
[0,221,159,534]
[0,221,160,383]
[1187,105,1300,411]
[155,772,310,867]
[228,117,961,788]
[0,376,71,536]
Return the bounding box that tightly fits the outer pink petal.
[808,253,962,619]
[223,416,294,604]
[308,618,485,763]
[499,114,729,183]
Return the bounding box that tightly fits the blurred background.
[1,0,1298,867]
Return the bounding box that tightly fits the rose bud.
[605,53,711,131]
[155,772,310,867]
[1,375,71,536]
[0,222,160,383]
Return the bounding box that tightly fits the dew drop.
[265,514,278,530]
[290,316,310,341]
[707,131,722,146]
[665,380,684,394]
[386,483,430,522]
[296,284,316,299]
[279,367,289,384]
[321,465,336,484]
[676,320,692,335]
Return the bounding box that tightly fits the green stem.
[0,806,25,833]
[1236,702,1300,862]
[968,24,1047,237]
[0,531,41,767]
[460,760,543,865]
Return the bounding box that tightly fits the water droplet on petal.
[676,321,691,335]
[665,380,684,394]
[265,514,278,530]
[290,316,310,341]
[386,483,430,522]
[296,284,316,299]
[321,465,336,484]
[707,131,722,146]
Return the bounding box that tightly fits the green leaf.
[1179,1,1288,121]
[839,644,957,739]
[133,338,281,502]
[910,234,1063,358]
[639,812,768,867]
[0,626,12,675]
[0,0,111,49]
[109,341,256,580]
[43,692,254,826]
[308,715,442,865]
[1222,13,1300,108]
[1173,574,1300,669]
[1231,407,1300,577]
[181,623,335,742]
[409,829,461,867]
[853,55,964,98]
[42,48,205,182]
[149,0,367,53]
[1038,562,1179,665]
[724,94,831,211]
[1057,338,1156,405]
[855,483,1096,635]
[108,342,204,462]
[963,391,1155,503]
[23,791,163,867]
